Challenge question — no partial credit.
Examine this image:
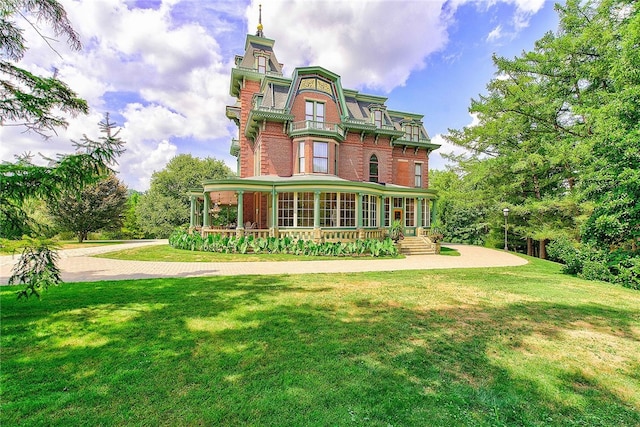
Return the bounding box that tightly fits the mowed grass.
[2,258,639,426]
[0,240,125,255]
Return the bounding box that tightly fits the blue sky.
[1,0,559,191]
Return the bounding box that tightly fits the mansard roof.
[229,33,439,152]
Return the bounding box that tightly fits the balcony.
[245,106,295,141]
[288,120,346,141]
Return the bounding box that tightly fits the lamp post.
[503,208,510,251]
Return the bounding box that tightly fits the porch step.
[398,236,437,255]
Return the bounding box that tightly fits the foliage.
[8,238,61,299]
[1,0,88,136]
[137,154,233,238]
[426,228,443,243]
[442,0,639,271]
[48,174,128,242]
[1,114,125,239]
[547,237,639,290]
[168,230,399,258]
[1,0,124,298]
[389,220,404,242]
[111,191,147,239]
[429,170,490,245]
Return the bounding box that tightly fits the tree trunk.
[527,237,534,256]
[539,238,548,259]
[533,174,541,200]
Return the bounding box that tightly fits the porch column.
[356,193,363,228]
[203,192,211,227]
[313,191,321,241]
[313,191,321,228]
[417,197,423,228]
[189,196,196,228]
[271,189,278,237]
[376,196,382,228]
[236,191,244,228]
[430,199,437,227]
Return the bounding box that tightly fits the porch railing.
[199,227,386,242]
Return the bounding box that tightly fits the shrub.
[547,237,584,274]
[167,231,398,258]
[579,261,613,282]
[548,236,639,290]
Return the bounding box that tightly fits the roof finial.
[256,4,264,37]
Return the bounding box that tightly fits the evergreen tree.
[1,0,88,135]
[49,174,128,243]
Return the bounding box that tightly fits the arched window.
[369,154,379,183]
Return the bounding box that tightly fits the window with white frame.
[341,193,356,227]
[422,199,431,227]
[313,141,328,173]
[257,56,266,74]
[362,194,378,227]
[403,124,420,141]
[384,197,390,227]
[305,100,325,128]
[405,198,415,227]
[278,192,294,227]
[320,193,337,227]
[297,192,314,227]
[411,125,420,141]
[373,110,382,128]
[414,162,422,187]
[298,141,305,173]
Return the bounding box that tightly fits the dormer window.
[403,124,421,141]
[411,126,420,141]
[373,110,383,128]
[257,56,266,74]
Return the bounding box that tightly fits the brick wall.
[338,132,364,181]
[260,122,292,176]
[362,136,393,183]
[290,92,341,123]
[238,80,261,178]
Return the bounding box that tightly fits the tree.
[430,170,490,245]
[444,0,639,286]
[1,114,125,239]
[49,174,128,242]
[137,154,233,238]
[1,1,124,297]
[120,191,147,239]
[1,0,88,135]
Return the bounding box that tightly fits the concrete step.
[398,236,437,255]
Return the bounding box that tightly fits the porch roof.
[197,174,437,199]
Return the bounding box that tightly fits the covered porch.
[189,175,437,243]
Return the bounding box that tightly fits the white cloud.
[487,25,503,42]
[247,0,451,93]
[3,0,237,191]
[429,112,478,170]
[2,0,548,191]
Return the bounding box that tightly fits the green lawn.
[2,258,639,426]
[0,240,125,255]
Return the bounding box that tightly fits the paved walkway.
[0,240,528,284]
